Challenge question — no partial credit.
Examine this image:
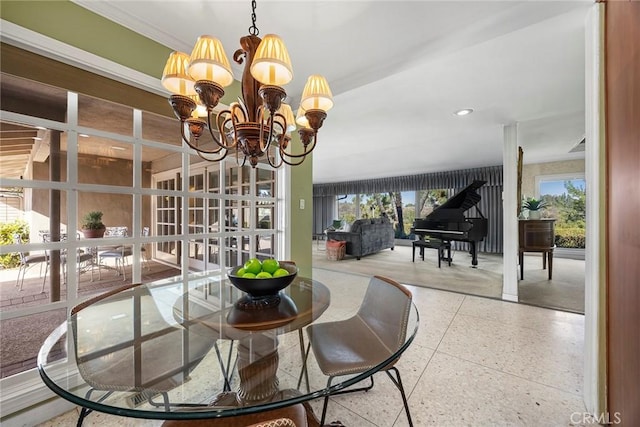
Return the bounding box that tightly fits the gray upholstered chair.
[303,276,414,426]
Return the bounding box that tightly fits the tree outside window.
[538,177,586,249]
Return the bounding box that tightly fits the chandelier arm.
[231,109,243,149]
[266,144,284,169]
[204,111,231,149]
[181,122,226,155]
[258,107,272,154]
[279,133,318,159]
[179,121,193,146]
[273,112,286,135]
[216,113,237,149]
[278,147,308,166]
[196,148,229,162]
[235,150,247,168]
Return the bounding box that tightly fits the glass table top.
[38,272,419,421]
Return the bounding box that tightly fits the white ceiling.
[74,0,591,184]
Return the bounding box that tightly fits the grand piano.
[411,180,488,267]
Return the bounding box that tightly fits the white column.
[502,123,519,302]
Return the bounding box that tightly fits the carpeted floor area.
[312,244,585,313]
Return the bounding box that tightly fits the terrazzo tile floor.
[37,268,586,427]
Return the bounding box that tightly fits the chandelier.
[161,0,334,168]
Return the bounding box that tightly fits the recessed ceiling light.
[79,133,90,138]
[454,109,474,116]
[111,146,126,151]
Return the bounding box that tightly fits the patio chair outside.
[42,233,94,284]
[98,227,132,281]
[13,234,48,292]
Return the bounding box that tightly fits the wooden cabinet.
[518,219,555,280]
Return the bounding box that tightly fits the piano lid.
[426,180,487,220]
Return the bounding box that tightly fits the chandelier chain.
[248,0,259,36]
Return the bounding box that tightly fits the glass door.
[154,174,180,264]
[188,171,205,270]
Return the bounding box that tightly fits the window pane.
[538,177,586,249]
[0,309,67,378]
[78,94,132,137]
[78,137,132,187]
[257,234,275,258]
[337,194,356,224]
[142,147,182,189]
[142,111,181,146]
[78,192,133,234]
[0,121,69,184]
[0,74,67,122]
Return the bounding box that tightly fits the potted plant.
[81,211,106,238]
[522,198,546,219]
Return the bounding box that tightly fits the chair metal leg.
[16,265,24,288]
[386,367,413,427]
[40,262,48,293]
[319,374,375,425]
[320,377,334,426]
[297,340,312,390]
[298,329,310,392]
[214,341,232,391]
[77,388,114,426]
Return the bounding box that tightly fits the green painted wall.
[289,148,313,277]
[1,0,311,269]
[1,0,168,78]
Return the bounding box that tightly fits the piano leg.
[470,241,478,268]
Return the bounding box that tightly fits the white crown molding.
[0,20,167,97]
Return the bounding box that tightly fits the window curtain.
[313,166,503,253]
[312,195,335,235]
[313,166,502,197]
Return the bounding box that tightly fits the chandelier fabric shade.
[188,36,234,87]
[250,34,294,86]
[301,75,334,112]
[161,51,196,96]
[161,0,333,168]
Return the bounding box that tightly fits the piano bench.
[412,239,452,267]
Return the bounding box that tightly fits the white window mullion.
[132,109,143,283]
[65,92,79,301]
[181,149,190,276]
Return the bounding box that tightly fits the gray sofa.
[326,217,395,260]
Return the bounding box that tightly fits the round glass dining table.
[37,271,419,424]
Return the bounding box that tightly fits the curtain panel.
[312,195,336,235]
[313,165,503,196]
